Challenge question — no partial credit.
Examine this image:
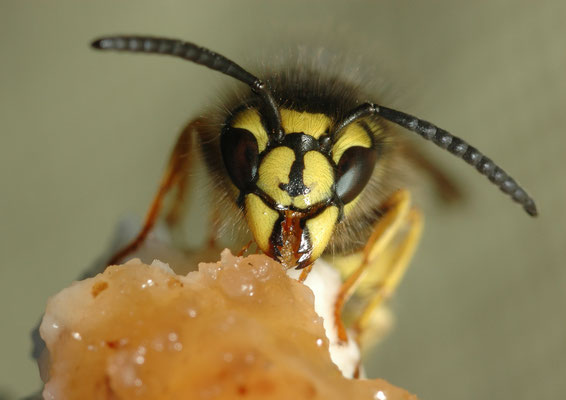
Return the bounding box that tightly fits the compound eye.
[221,127,259,191]
[335,146,377,204]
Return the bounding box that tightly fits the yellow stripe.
[280,109,331,139]
[245,194,279,253]
[231,108,335,151]
[231,108,269,152]
[293,151,334,209]
[305,206,339,261]
[256,147,294,207]
[331,123,372,164]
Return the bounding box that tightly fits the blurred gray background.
[1,1,564,398]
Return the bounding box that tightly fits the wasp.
[92,35,537,345]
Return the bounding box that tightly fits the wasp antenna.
[91,35,282,138]
[334,103,538,217]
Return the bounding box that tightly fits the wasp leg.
[236,240,254,257]
[353,208,423,348]
[333,189,413,343]
[298,263,314,283]
[107,118,202,266]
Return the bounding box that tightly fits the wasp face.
[221,108,379,269]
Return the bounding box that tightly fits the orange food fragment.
[40,250,417,400]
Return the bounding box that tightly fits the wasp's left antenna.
[333,102,538,217]
[91,35,283,140]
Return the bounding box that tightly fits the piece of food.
[39,250,416,399]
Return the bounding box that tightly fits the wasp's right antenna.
[91,35,283,141]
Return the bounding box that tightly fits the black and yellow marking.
[231,108,269,152]
[256,146,294,207]
[226,106,382,268]
[244,193,279,252]
[331,122,373,164]
[280,109,331,139]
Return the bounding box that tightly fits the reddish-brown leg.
[107,118,202,266]
[298,263,314,283]
[236,240,254,257]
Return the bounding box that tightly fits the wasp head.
[221,107,379,269]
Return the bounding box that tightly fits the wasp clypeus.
[92,35,537,346]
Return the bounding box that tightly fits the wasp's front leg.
[332,189,423,345]
[352,208,423,348]
[107,118,203,266]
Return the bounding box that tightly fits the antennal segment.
[91,35,282,139]
[333,103,538,217]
